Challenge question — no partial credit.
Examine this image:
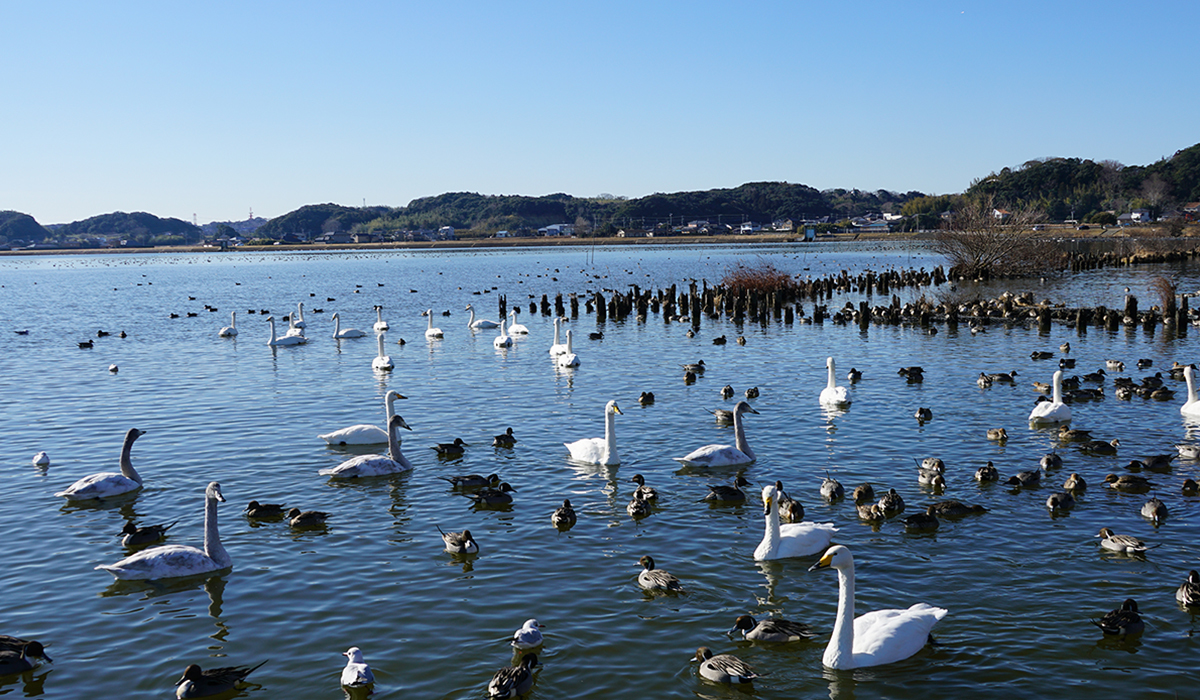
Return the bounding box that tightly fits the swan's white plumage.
[319,415,412,478]
[673,401,758,466]
[425,309,443,338]
[372,332,394,370]
[96,481,231,580]
[465,304,498,329]
[564,400,621,465]
[819,357,851,407]
[318,391,405,445]
[493,318,513,348]
[218,311,238,337]
[548,317,567,355]
[1029,370,1072,424]
[1182,366,1200,419]
[755,483,837,560]
[556,329,579,367]
[266,316,306,346]
[56,428,145,500]
[507,309,530,334]
[292,302,307,329]
[332,312,366,338]
[373,305,388,332]
[810,545,946,670]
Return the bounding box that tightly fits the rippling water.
[4,242,1200,699]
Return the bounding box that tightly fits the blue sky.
[3,1,1197,225]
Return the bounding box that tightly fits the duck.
[927,500,987,518]
[487,652,538,699]
[1177,443,1200,460]
[1106,359,1125,371]
[986,427,1007,441]
[898,366,924,380]
[705,476,751,503]
[1063,473,1087,492]
[78,339,94,348]
[339,647,374,687]
[744,386,760,399]
[852,483,875,505]
[373,305,388,332]
[1141,497,1168,523]
[287,508,329,528]
[720,384,734,399]
[245,500,286,519]
[1080,439,1120,455]
[510,619,545,650]
[176,660,267,699]
[320,415,412,478]
[466,482,517,507]
[32,451,50,467]
[712,334,727,345]
[821,474,845,501]
[1006,469,1042,487]
[371,331,394,371]
[438,526,478,554]
[1029,370,1071,424]
[1030,350,1054,360]
[548,317,568,356]
[492,427,517,448]
[0,640,52,675]
[846,367,863,382]
[977,372,994,389]
[878,488,905,516]
[915,407,933,422]
[1104,473,1152,493]
[627,492,652,518]
[754,482,837,560]
[682,359,706,373]
[424,309,444,338]
[986,370,1019,383]
[431,437,469,456]
[120,520,178,547]
[776,481,805,522]
[1058,426,1093,442]
[492,318,513,348]
[564,399,622,465]
[673,401,759,466]
[438,473,500,490]
[727,614,814,642]
[1091,599,1144,637]
[638,391,655,406]
[1040,452,1063,470]
[975,461,1000,481]
[917,458,945,486]
[809,545,947,669]
[97,482,231,580]
[692,647,758,685]
[1096,527,1154,554]
[506,309,530,334]
[820,356,852,407]
[902,509,939,532]
[1176,570,1200,607]
[218,311,238,337]
[637,555,684,591]
[857,502,886,522]
[1046,491,1075,513]
[330,312,366,339]
[1183,478,1200,496]
[318,390,406,445]
[630,473,657,501]
[551,499,577,529]
[56,428,147,501]
[465,303,499,329]
[556,329,580,367]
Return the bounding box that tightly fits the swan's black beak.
[762,495,772,517]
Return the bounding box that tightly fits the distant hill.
[55,211,201,245]
[200,217,269,237]
[0,211,50,244]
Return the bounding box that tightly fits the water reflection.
[0,667,53,696]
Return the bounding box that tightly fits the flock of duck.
[15,294,1200,697]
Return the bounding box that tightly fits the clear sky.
[3,1,1197,225]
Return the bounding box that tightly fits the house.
[495,230,511,238]
[856,220,892,234]
[317,232,353,244]
[738,222,761,234]
[539,224,574,237]
[617,229,647,238]
[437,226,456,240]
[1117,213,1136,226]
[772,219,794,232]
[353,232,375,244]
[1131,209,1152,222]
[993,208,1011,221]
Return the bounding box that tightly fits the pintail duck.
[1057,426,1093,442]
[1091,599,1144,637]
[1040,453,1063,470]
[975,461,1000,481]
[878,488,905,516]
[551,499,577,529]
[630,474,658,501]
[438,526,478,554]
[927,500,987,518]
[692,647,758,684]
[1063,473,1087,491]
[902,509,940,532]
[720,384,734,399]
[986,427,1007,441]
[245,500,286,518]
[1079,439,1119,455]
[727,614,814,642]
[1006,469,1042,487]
[627,492,652,518]
[1175,444,1200,460]
[705,476,751,503]
[466,482,517,507]
[776,481,804,522]
[287,508,329,528]
[431,437,469,456]
[1141,497,1168,524]
[439,473,501,490]
[852,483,875,505]
[820,474,845,502]
[1176,570,1200,607]
[488,652,538,699]
[914,407,933,422]
[1104,473,1152,493]
[492,428,517,448]
[0,639,51,675]
[1046,491,1075,513]
[120,520,178,547]
[176,660,267,699]
[637,555,684,592]
[1183,478,1200,496]
[1096,527,1155,554]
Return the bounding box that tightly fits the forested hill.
[0,211,50,243]
[53,212,200,245]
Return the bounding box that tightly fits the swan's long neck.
[499,319,507,336]
[204,492,231,568]
[467,307,476,326]
[827,360,837,390]
[377,307,384,323]
[1051,372,1063,403]
[565,331,573,353]
[762,496,781,549]
[377,333,386,358]
[427,312,434,330]
[603,406,619,463]
[297,302,304,322]
[552,318,561,345]
[267,318,277,344]
[825,563,857,669]
[733,410,754,461]
[385,393,397,422]
[230,311,236,328]
[387,421,412,469]
[1188,368,1198,405]
[332,314,340,337]
[119,432,142,484]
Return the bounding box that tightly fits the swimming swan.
[425,309,444,338]
[465,303,499,329]
[673,401,759,466]
[809,545,947,669]
[56,428,146,501]
[556,329,580,367]
[373,305,388,332]
[564,399,622,465]
[507,309,530,334]
[96,481,231,580]
[820,356,851,407]
[266,316,306,346]
[319,415,413,478]
[292,302,307,330]
[332,312,367,338]
[318,390,406,445]
[372,331,394,370]
[755,482,837,560]
[548,317,567,355]
[1182,366,1200,419]
[1029,370,1072,425]
[493,318,513,348]
[218,311,238,337]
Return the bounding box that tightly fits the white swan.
[266,316,306,346]
[218,311,238,337]
[283,312,305,337]
[372,331,394,370]
[465,303,499,329]
[809,545,947,670]
[332,312,367,339]
[290,302,307,330]
[96,481,232,580]
[1029,370,1072,425]
[493,318,513,348]
[548,317,568,355]
[56,428,146,500]
[319,415,413,478]
[373,305,388,332]
[564,400,622,465]
[508,309,530,334]
[755,482,837,560]
[425,309,443,338]
[556,329,580,367]
[673,401,759,466]
[1182,366,1200,419]
[820,356,851,407]
[318,390,406,445]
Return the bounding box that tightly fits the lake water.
[4,241,1200,699]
